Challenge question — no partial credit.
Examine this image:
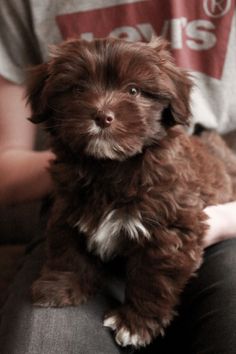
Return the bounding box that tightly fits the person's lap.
[143,238,236,354]
[0,237,235,354]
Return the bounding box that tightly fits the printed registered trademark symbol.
[203,0,231,18]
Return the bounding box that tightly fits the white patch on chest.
[75,210,150,260]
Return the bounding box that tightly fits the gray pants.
[0,238,236,354]
[0,241,128,354]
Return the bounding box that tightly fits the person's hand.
[0,149,55,205]
[0,75,55,205]
[203,201,236,248]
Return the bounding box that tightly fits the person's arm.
[0,75,54,205]
[203,201,236,248]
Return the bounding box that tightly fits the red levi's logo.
[56,0,235,79]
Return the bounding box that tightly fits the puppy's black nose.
[94,111,114,128]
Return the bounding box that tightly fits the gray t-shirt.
[0,0,236,132]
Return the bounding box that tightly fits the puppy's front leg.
[32,203,104,307]
[104,240,202,348]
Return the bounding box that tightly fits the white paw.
[115,327,150,347]
[103,315,151,347]
[103,315,117,330]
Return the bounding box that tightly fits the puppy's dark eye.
[72,85,84,94]
[129,87,140,96]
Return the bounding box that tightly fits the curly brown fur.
[27,37,236,348]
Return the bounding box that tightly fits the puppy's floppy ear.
[161,66,192,127]
[149,37,192,126]
[26,63,50,124]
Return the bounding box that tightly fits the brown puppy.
[27,38,236,348]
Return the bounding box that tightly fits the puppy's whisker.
[44,123,85,130]
[52,118,79,121]
[143,217,161,227]
[51,118,82,123]
[46,104,65,114]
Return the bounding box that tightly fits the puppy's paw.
[32,270,87,307]
[104,307,164,348]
